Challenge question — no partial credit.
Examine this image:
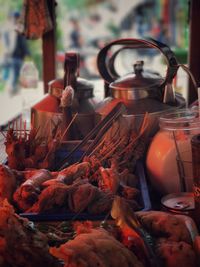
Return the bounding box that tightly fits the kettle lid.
[110,60,163,90]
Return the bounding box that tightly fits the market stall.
[0,1,200,267]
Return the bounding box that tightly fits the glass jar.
[146,108,200,195]
[191,134,200,223]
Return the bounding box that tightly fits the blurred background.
[56,0,189,79]
[0,0,189,126]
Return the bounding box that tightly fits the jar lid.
[159,108,200,131]
[161,192,194,212]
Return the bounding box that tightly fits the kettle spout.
[163,83,175,104]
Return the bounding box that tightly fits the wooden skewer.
[100,134,127,161]
[95,134,118,157]
[43,113,78,164]
[24,120,26,139]
[80,105,123,160]
[47,120,52,143]
[49,119,52,141]
[58,102,124,170]
[54,127,62,140]
[138,112,149,136]
[88,125,119,157]
[96,124,122,157]
[31,126,40,142]
[20,116,22,140]
[0,131,6,138]
[59,112,78,143]
[93,121,121,157]
[88,133,107,157]
[31,112,35,130]
[118,134,139,157]
[15,120,18,137]
[114,114,149,159]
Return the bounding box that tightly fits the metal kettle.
[96,38,185,136]
[32,52,99,140]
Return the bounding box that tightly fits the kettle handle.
[97,38,179,86]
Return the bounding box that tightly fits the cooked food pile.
[0,200,144,267]
[0,114,150,216]
[50,227,144,267]
[136,211,196,267]
[0,161,140,214]
[82,114,149,173]
[4,126,60,170]
[0,200,59,267]
[0,198,199,267]
[111,196,198,267]
[1,114,200,267]
[4,113,149,173]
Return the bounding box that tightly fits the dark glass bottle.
[63,52,79,89]
[61,52,79,140]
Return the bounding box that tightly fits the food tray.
[23,213,200,267]
[20,160,151,222]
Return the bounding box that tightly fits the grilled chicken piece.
[87,190,113,215]
[119,168,139,188]
[28,183,70,213]
[99,166,120,193]
[0,200,59,267]
[136,211,192,244]
[28,179,92,213]
[0,164,16,203]
[157,240,197,267]
[50,228,144,267]
[68,183,98,213]
[13,169,53,211]
[43,162,90,187]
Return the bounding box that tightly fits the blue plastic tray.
[136,161,151,211]
[54,149,84,169]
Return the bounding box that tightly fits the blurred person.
[69,18,84,49]
[68,18,86,75]
[119,0,155,38]
[2,11,30,95]
[150,17,161,39]
[156,19,171,46]
[150,18,171,46]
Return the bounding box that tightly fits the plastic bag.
[19,61,39,88]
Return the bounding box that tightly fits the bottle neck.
[63,52,79,89]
